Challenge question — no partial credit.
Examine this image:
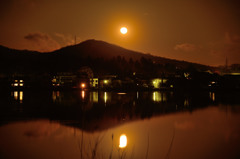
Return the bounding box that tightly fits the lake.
[0,90,240,159]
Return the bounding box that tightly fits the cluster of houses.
[0,66,172,90]
[1,66,240,90]
[5,72,170,90]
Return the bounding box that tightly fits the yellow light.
[19,91,23,101]
[104,92,107,104]
[81,91,85,99]
[19,83,24,87]
[20,80,23,83]
[152,91,166,102]
[117,93,127,95]
[92,91,98,103]
[14,91,18,100]
[152,79,159,88]
[212,93,215,101]
[14,83,18,87]
[119,134,127,148]
[52,91,57,101]
[210,92,215,102]
[120,27,128,34]
[104,80,108,84]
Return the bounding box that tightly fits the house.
[90,78,99,89]
[151,78,168,89]
[99,75,117,89]
[52,73,78,88]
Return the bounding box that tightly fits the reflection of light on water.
[137,92,139,99]
[52,91,60,102]
[12,91,23,102]
[212,93,215,101]
[184,99,189,107]
[19,91,23,103]
[90,91,99,103]
[119,134,127,148]
[14,91,18,100]
[153,91,166,102]
[52,92,56,101]
[104,92,107,104]
[92,91,98,103]
[209,92,215,102]
[81,91,85,99]
[117,92,126,95]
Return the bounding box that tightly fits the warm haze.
[0,0,240,66]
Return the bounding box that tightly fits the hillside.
[53,39,211,69]
[0,39,212,74]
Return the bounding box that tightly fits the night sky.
[0,0,240,66]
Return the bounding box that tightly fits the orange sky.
[0,0,240,66]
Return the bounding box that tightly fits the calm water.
[0,90,240,159]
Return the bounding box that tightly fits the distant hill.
[0,39,212,75]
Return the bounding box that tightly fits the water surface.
[0,90,240,159]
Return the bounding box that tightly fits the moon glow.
[119,134,127,148]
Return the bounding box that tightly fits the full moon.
[120,27,128,34]
[119,134,127,148]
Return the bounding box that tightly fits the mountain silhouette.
[0,39,211,74]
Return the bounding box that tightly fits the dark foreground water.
[0,90,240,159]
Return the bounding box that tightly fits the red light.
[81,83,86,88]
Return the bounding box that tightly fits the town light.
[104,80,108,84]
[81,90,85,99]
[81,83,86,89]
